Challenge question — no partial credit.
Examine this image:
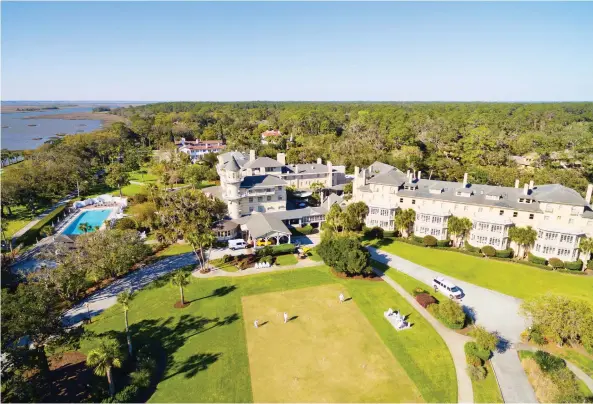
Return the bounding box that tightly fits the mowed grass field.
[81,265,456,402]
[376,239,593,304]
[242,284,423,403]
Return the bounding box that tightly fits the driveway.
[369,247,537,403]
[63,252,197,326]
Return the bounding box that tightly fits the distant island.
[1,104,77,113]
[23,111,125,127]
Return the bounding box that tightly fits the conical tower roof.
[227,156,240,172]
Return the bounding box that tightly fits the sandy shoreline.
[22,112,126,126]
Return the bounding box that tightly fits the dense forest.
[115,102,593,194]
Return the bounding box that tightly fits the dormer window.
[486,194,502,201]
[429,188,444,194]
[404,184,418,191]
[456,190,472,197]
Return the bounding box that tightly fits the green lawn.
[157,243,194,257]
[376,239,593,304]
[111,183,148,197]
[81,265,456,402]
[3,204,35,238]
[306,248,323,262]
[242,284,423,403]
[275,254,298,266]
[372,260,449,302]
[129,168,159,184]
[209,258,239,272]
[472,361,503,403]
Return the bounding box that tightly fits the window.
[249,207,254,212]
[278,196,283,200]
[568,219,574,224]
[430,229,441,236]
[558,248,571,257]
[557,216,561,220]
[412,200,416,205]
[249,197,253,202]
[258,197,263,202]
[544,216,549,221]
[491,225,502,233]
[277,186,282,190]
[399,198,403,203]
[513,212,518,217]
[542,246,555,255]
[560,234,574,244]
[499,210,504,216]
[478,207,483,213]
[529,214,534,219]
[489,238,501,246]
[464,206,468,211]
[267,196,272,201]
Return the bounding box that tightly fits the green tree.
[183,164,208,189]
[86,337,124,397]
[171,270,191,305]
[344,201,369,231]
[394,208,416,237]
[579,237,593,268]
[509,226,538,259]
[317,236,371,276]
[447,216,473,248]
[187,230,216,271]
[325,204,343,232]
[105,162,130,198]
[117,289,135,357]
[469,325,499,352]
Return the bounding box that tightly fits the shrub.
[413,236,424,244]
[114,385,140,403]
[256,246,273,258]
[528,253,547,265]
[437,239,451,247]
[551,367,586,403]
[564,260,583,271]
[469,325,499,352]
[588,260,593,270]
[364,226,384,240]
[222,254,231,264]
[423,235,438,247]
[270,243,295,256]
[415,293,438,308]
[527,326,547,345]
[495,248,514,259]
[114,217,137,230]
[481,245,496,257]
[317,236,371,276]
[293,224,314,235]
[466,352,483,367]
[548,257,564,269]
[467,365,487,381]
[384,231,395,238]
[465,341,491,361]
[464,241,480,253]
[533,351,565,373]
[17,204,66,246]
[429,299,466,329]
[130,193,148,204]
[259,255,274,265]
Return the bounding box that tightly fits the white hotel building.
[352,161,593,262]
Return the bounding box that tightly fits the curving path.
[63,253,197,326]
[371,265,474,403]
[369,246,538,403]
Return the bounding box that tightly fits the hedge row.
[528,254,585,272]
[17,204,67,246]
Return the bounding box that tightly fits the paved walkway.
[63,252,197,326]
[11,193,75,243]
[371,265,474,403]
[193,258,320,278]
[515,342,593,393]
[370,247,537,403]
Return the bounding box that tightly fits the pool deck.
[57,206,119,236]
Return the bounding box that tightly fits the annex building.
[352,162,593,262]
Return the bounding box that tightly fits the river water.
[1,107,103,150]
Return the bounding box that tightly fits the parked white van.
[228,239,247,250]
[432,277,463,299]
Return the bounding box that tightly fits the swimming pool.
[62,209,114,235]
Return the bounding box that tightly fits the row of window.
[369,208,393,216]
[248,195,283,203]
[415,226,441,236]
[416,214,443,224]
[534,245,575,258]
[472,222,504,233]
[536,231,575,244]
[368,219,394,228]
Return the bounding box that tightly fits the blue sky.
[2,2,592,101]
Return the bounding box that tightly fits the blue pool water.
[63,209,114,235]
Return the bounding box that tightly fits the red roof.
[261,130,281,137]
[182,144,225,151]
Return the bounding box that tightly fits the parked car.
[228,239,248,250]
[432,277,463,299]
[256,239,272,247]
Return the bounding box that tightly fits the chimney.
[529,180,534,190]
[327,161,333,187]
[249,150,256,162]
[463,173,468,188]
[523,183,529,195]
[514,179,520,188]
[361,167,367,185]
[354,166,360,177]
[408,171,413,183]
[417,171,422,181]
[586,184,593,205]
[406,169,410,178]
[317,157,322,165]
[277,153,286,165]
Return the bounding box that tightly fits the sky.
[2,2,592,102]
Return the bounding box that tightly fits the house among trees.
[260,129,282,145]
[509,152,540,169]
[177,138,225,162]
[352,161,593,262]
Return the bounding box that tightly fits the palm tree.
[187,230,216,271]
[78,222,93,234]
[579,237,593,269]
[171,270,191,306]
[394,208,416,238]
[509,226,537,259]
[86,337,123,397]
[447,216,473,247]
[117,289,134,356]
